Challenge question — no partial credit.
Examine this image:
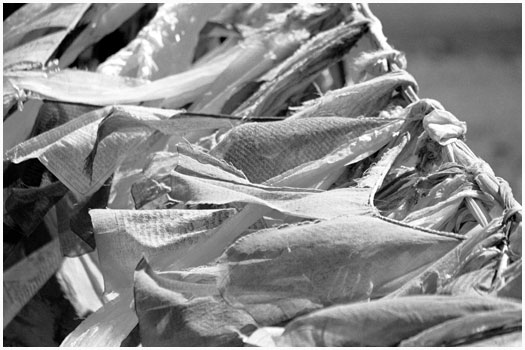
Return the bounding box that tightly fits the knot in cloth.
[423,109,467,146]
[498,178,522,212]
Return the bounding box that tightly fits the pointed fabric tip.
[135,256,150,272]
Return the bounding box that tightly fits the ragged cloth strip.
[3,99,107,334]
[62,122,415,346]
[378,164,498,232]
[269,295,521,346]
[383,215,519,298]
[96,3,224,80]
[142,144,249,184]
[18,85,472,348]
[90,208,237,293]
[398,308,522,347]
[261,100,427,190]
[4,101,98,240]
[127,138,466,345]
[130,170,372,219]
[137,130,418,276]
[63,126,409,345]
[189,3,358,114]
[4,106,236,199]
[211,116,396,183]
[3,101,104,319]
[3,4,91,70]
[286,70,417,120]
[57,4,145,69]
[60,207,240,347]
[230,18,370,117]
[134,258,257,347]
[2,3,519,347]
[132,218,460,346]
[217,216,459,315]
[5,4,355,112]
[119,78,496,344]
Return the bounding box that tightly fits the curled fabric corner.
[423,109,467,146]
